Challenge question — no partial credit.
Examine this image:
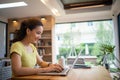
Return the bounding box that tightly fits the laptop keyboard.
[50,68,69,73]
[61,68,69,73]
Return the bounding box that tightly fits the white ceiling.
[0,0,54,18]
[0,0,113,23]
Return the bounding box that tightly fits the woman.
[10,18,63,76]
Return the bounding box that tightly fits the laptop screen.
[70,50,83,69]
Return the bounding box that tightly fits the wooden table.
[12,66,112,80]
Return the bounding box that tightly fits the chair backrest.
[0,59,12,80]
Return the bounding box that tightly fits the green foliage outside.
[57,21,114,62]
[93,21,114,64]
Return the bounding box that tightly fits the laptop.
[37,50,83,76]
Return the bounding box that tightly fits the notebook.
[37,50,83,76]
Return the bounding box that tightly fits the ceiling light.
[12,19,18,23]
[52,8,60,16]
[40,17,46,21]
[0,2,27,9]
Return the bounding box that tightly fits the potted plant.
[97,44,120,71]
[99,44,114,69]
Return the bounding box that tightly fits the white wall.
[56,10,112,23]
[0,16,7,23]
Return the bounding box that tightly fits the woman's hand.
[46,64,64,73]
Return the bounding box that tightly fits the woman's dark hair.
[13,18,43,42]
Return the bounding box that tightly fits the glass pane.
[0,22,7,58]
[55,20,114,66]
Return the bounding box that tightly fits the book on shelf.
[38,40,45,46]
[38,40,51,46]
[9,33,14,41]
[38,48,45,56]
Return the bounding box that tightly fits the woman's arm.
[36,53,50,68]
[11,52,63,76]
[36,54,64,72]
[11,52,46,76]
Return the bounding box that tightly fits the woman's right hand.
[45,64,64,73]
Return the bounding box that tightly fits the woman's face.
[27,26,43,44]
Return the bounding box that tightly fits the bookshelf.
[9,31,17,48]
[37,29,52,62]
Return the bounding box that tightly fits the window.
[55,20,114,65]
[0,21,7,58]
